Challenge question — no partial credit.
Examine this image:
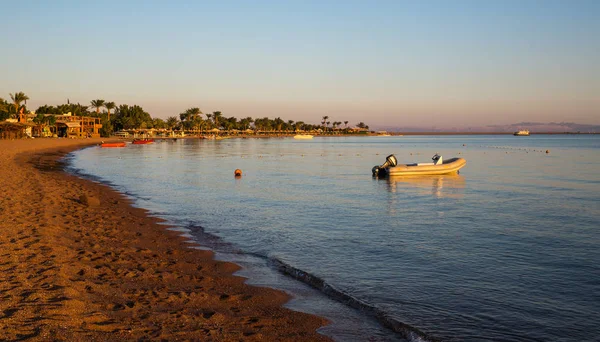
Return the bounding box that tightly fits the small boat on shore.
[132,138,155,144]
[372,154,466,177]
[294,134,313,140]
[100,142,126,148]
[514,130,530,136]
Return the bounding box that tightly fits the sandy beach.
[0,139,329,341]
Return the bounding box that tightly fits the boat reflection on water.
[384,174,466,198]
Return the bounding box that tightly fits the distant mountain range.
[377,122,600,133]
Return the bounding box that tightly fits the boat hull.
[132,139,154,144]
[294,134,313,140]
[513,130,530,136]
[387,157,466,176]
[101,142,126,148]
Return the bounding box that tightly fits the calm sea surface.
[68,135,600,341]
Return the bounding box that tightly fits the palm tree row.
[90,99,116,121]
[0,92,30,120]
[1,92,370,135]
[174,110,332,133]
[321,116,350,132]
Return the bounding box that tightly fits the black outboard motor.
[372,154,398,177]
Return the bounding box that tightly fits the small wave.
[270,258,440,342]
[182,223,439,341]
[185,224,244,255]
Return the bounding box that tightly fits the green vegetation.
[0,98,9,121]
[105,102,116,121]
[112,104,153,131]
[0,92,29,120]
[0,92,371,137]
[33,112,56,126]
[10,92,29,116]
[90,99,105,115]
[166,116,178,130]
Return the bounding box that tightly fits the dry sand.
[0,138,330,341]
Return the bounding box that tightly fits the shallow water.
[69,135,600,341]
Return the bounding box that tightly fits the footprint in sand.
[16,328,41,340]
[2,308,19,318]
[246,317,259,324]
[40,283,63,291]
[202,310,215,319]
[112,303,126,311]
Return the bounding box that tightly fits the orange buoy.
[234,169,242,177]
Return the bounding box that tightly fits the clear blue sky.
[1,0,598,128]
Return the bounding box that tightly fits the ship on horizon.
[514,129,530,136]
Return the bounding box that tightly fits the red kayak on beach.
[101,142,126,148]
[132,138,155,145]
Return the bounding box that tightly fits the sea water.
[68,135,600,341]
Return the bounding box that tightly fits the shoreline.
[0,138,330,340]
[117,131,599,143]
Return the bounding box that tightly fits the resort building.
[54,114,102,138]
[0,112,103,139]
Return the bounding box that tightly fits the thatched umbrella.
[0,122,28,139]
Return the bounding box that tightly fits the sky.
[1,0,598,129]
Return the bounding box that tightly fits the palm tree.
[203,113,211,129]
[153,118,166,129]
[178,107,202,133]
[10,92,29,117]
[33,113,46,125]
[321,115,329,132]
[105,101,116,121]
[239,116,254,130]
[195,117,207,133]
[188,108,203,132]
[179,113,190,131]
[90,99,105,115]
[212,111,222,128]
[166,116,178,130]
[273,117,284,132]
[188,107,202,119]
[335,121,342,130]
[344,121,349,128]
[245,117,254,130]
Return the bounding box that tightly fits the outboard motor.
[432,153,442,165]
[372,154,398,177]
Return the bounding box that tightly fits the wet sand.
[0,139,329,341]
